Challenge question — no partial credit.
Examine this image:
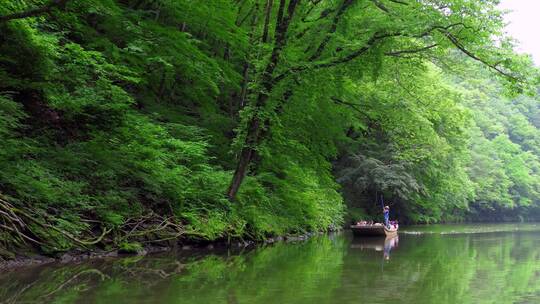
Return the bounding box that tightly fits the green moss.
[118,242,144,254]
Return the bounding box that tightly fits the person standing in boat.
[383,205,390,228]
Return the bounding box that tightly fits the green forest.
[1,0,540,256]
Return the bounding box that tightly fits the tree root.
[0,195,112,248]
[0,194,193,256]
[0,196,43,246]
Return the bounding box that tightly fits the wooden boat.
[350,224,398,237]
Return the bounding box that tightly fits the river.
[2,224,540,304]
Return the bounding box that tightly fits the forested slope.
[461,73,540,221]
[0,0,538,257]
[338,65,540,223]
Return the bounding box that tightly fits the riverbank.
[0,230,336,271]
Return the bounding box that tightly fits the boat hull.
[350,225,398,237]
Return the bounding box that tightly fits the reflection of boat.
[350,235,399,250]
[351,235,399,260]
[350,224,398,237]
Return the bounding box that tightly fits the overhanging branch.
[274,31,400,83]
[385,43,438,56]
[331,97,368,117]
[443,31,520,82]
[275,23,469,83]
[309,0,354,61]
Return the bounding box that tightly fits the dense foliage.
[0,0,538,256]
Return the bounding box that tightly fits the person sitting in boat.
[383,206,390,228]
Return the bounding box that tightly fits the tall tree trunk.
[262,0,274,43]
[238,64,250,109]
[237,0,261,111]
[251,89,293,172]
[227,0,301,200]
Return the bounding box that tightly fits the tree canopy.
[0,0,539,256]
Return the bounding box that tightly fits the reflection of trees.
[0,256,189,303]
[3,232,540,304]
[41,269,109,297]
[0,236,346,303]
[1,266,109,304]
[339,232,540,304]
[162,237,347,304]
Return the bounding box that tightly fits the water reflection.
[2,225,540,304]
[350,235,399,260]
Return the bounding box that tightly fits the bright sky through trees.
[500,0,540,65]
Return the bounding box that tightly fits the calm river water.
[2,224,540,304]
